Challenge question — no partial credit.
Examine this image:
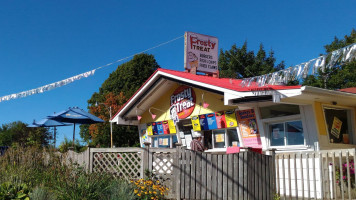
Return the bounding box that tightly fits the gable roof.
[110,68,302,125]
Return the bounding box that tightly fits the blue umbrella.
[27,118,70,146]
[47,107,104,147]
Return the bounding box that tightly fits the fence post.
[89,147,93,173]
[143,142,151,179]
[175,143,182,200]
[270,148,276,200]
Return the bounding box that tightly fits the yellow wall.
[140,83,237,123]
[314,101,328,135]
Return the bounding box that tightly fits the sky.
[0,0,355,147]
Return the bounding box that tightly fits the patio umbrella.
[47,107,104,147]
[27,118,70,146]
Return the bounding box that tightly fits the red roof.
[111,68,301,120]
[157,68,301,92]
[339,87,356,94]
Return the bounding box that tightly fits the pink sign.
[236,109,262,148]
[226,147,240,154]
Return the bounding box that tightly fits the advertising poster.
[236,109,262,148]
[215,111,227,129]
[146,123,153,136]
[184,32,219,74]
[215,134,225,143]
[162,121,170,134]
[152,122,159,135]
[206,113,218,130]
[331,116,342,139]
[139,124,149,147]
[199,114,209,130]
[225,110,238,128]
[156,121,164,135]
[191,115,201,131]
[167,120,177,134]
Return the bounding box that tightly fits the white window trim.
[322,104,356,145]
[150,134,178,148]
[211,127,240,149]
[260,106,309,149]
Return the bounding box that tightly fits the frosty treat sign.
[184,32,219,74]
[170,85,196,119]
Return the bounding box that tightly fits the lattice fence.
[91,148,144,181]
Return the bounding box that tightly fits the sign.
[225,110,238,128]
[199,114,209,130]
[140,124,149,147]
[146,123,153,136]
[170,105,179,124]
[156,121,164,135]
[152,122,159,135]
[184,32,219,74]
[236,109,262,148]
[168,120,177,134]
[206,113,218,130]
[162,121,170,134]
[215,133,225,143]
[170,85,196,119]
[191,116,201,131]
[226,147,240,154]
[331,116,342,139]
[215,111,227,129]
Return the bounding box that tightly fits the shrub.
[29,186,56,200]
[0,181,30,200]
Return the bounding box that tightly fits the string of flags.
[0,35,184,103]
[241,43,356,87]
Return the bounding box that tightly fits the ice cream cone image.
[188,52,198,69]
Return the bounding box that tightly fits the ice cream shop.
[111,32,356,153]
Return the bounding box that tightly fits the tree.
[0,121,51,147]
[80,53,160,147]
[219,42,285,78]
[303,29,356,89]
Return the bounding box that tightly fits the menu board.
[206,113,218,130]
[331,117,342,139]
[225,110,238,127]
[215,134,225,142]
[191,116,201,131]
[236,109,262,148]
[199,114,209,130]
[156,121,164,135]
[146,123,153,136]
[215,111,227,129]
[168,120,177,134]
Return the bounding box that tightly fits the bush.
[0,147,136,200]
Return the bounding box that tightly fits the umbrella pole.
[54,127,56,147]
[72,123,75,148]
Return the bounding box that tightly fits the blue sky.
[0,0,355,146]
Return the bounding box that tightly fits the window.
[324,107,353,144]
[211,128,240,149]
[269,120,305,146]
[260,104,306,147]
[260,104,300,119]
[151,135,178,148]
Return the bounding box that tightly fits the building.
[111,68,356,153]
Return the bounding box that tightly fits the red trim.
[339,87,356,94]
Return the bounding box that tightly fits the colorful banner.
[191,116,201,131]
[146,123,153,136]
[184,32,219,74]
[206,113,218,130]
[152,122,158,135]
[215,111,227,129]
[225,110,238,128]
[162,121,170,134]
[199,114,209,130]
[156,121,164,135]
[236,109,262,148]
[168,120,177,134]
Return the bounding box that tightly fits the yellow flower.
[134,189,138,194]
[137,193,141,197]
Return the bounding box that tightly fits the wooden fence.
[275,148,356,200]
[176,147,275,200]
[66,145,275,200]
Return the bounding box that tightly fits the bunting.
[241,43,356,87]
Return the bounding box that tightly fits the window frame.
[150,134,178,148]
[211,127,240,149]
[322,105,355,145]
[260,104,308,149]
[268,119,306,147]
